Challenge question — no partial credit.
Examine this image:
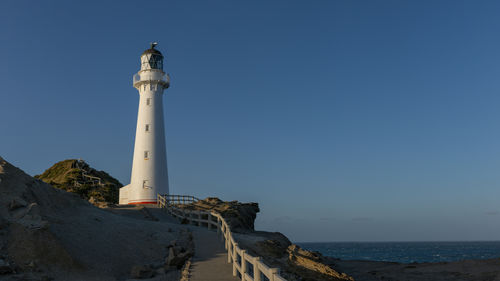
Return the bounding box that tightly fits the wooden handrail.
[157,194,286,281]
[158,194,200,207]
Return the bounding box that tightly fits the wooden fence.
[157,194,287,281]
[158,194,200,206]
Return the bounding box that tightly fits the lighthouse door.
[143,180,151,189]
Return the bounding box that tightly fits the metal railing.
[157,194,287,281]
[133,73,170,86]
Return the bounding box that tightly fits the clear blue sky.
[2,0,500,242]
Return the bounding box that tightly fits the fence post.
[222,226,229,249]
[232,243,238,277]
[198,212,202,226]
[227,238,232,263]
[223,224,228,250]
[241,249,247,280]
[253,257,261,281]
[208,213,212,230]
[217,216,221,235]
[270,268,280,281]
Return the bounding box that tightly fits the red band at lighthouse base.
[127,199,157,205]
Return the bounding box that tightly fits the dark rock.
[164,265,177,272]
[26,260,37,270]
[165,270,180,279]
[5,273,53,281]
[9,198,27,211]
[14,203,49,230]
[149,261,164,269]
[166,248,192,269]
[0,216,7,230]
[155,267,166,275]
[138,206,158,221]
[7,223,76,272]
[173,246,183,256]
[165,247,175,265]
[130,264,154,279]
[255,235,292,258]
[0,259,13,274]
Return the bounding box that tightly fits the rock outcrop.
[235,231,354,281]
[35,159,122,204]
[125,229,194,281]
[286,245,354,281]
[176,197,259,232]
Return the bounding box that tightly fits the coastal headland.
[0,156,499,281]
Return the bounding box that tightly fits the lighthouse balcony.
[133,72,170,89]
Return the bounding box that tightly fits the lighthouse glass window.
[149,54,163,69]
[142,54,163,70]
[144,151,150,160]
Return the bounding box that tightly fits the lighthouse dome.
[142,47,163,56]
[141,43,163,71]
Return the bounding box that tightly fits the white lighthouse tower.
[119,43,170,204]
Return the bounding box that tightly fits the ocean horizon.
[297,241,500,264]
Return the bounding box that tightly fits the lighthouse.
[119,43,170,204]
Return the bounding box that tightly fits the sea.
[297,241,500,264]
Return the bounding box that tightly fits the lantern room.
[140,42,164,71]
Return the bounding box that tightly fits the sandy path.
[189,228,239,281]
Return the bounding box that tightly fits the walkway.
[189,227,239,281]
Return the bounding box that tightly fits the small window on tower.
[145,124,150,132]
[144,151,150,160]
[146,98,151,106]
